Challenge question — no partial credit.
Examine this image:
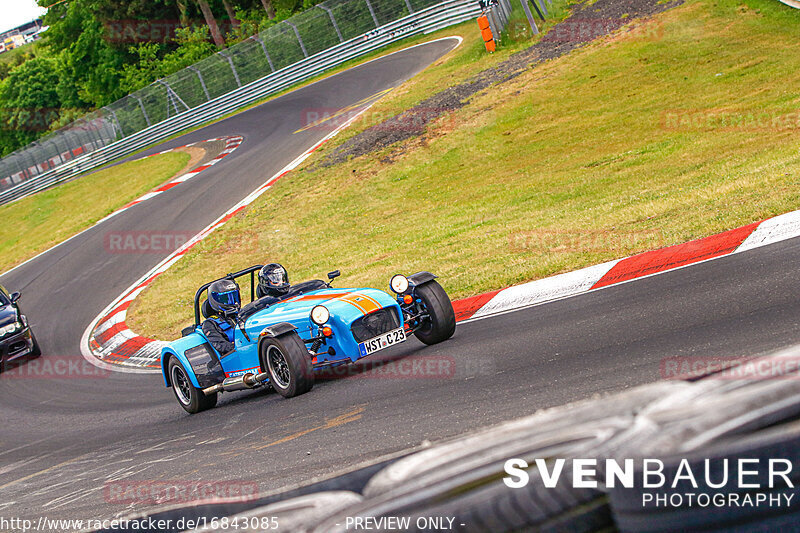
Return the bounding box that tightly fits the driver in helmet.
[202,279,241,356]
[257,263,291,299]
[238,264,292,319]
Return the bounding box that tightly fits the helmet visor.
[214,289,240,307]
[265,269,287,286]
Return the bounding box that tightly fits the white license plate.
[358,328,406,356]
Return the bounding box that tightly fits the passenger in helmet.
[202,279,241,356]
[257,263,290,299]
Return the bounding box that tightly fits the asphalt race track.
[1,36,799,525]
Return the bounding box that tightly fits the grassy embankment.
[128,0,800,340]
[0,151,190,273]
[0,13,548,274]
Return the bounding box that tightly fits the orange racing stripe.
[336,293,381,315]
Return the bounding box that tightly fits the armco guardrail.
[0,0,481,206]
[0,0,446,192]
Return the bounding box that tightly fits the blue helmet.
[208,279,240,317]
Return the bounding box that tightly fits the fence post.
[487,9,500,42]
[499,0,511,24]
[529,0,545,20]
[187,66,211,101]
[318,5,344,42]
[283,21,308,58]
[104,107,124,138]
[157,79,189,118]
[53,136,68,165]
[519,0,539,34]
[218,51,242,87]
[132,95,152,128]
[364,0,381,27]
[24,145,39,177]
[251,36,276,71]
[81,118,102,151]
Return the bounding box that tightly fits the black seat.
[202,299,215,319]
[255,280,327,300]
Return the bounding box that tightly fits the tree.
[196,0,226,47]
[260,0,276,19]
[0,57,62,156]
[222,0,241,29]
[38,0,128,108]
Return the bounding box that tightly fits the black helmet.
[208,279,241,317]
[259,263,290,297]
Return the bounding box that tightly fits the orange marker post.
[477,15,496,52]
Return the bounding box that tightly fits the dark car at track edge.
[0,285,41,372]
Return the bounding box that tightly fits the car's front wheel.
[413,281,456,345]
[168,357,217,414]
[260,332,313,398]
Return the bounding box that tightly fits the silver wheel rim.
[267,345,291,389]
[171,365,192,405]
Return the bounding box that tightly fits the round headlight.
[390,274,409,294]
[310,305,330,325]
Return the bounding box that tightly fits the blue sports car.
[160,266,456,413]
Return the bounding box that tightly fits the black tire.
[168,357,217,414]
[260,332,314,398]
[413,281,456,345]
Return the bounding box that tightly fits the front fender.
[161,332,224,389]
[408,271,437,288]
[258,321,297,339]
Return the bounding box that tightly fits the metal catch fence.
[0,0,482,205]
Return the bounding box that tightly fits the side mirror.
[327,270,341,281]
[9,291,20,304]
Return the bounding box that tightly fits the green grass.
[0,151,190,273]
[129,0,800,340]
[0,42,39,65]
[52,17,540,199]
[0,17,542,271]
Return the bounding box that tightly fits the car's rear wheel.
[260,332,313,398]
[413,281,456,345]
[168,357,217,414]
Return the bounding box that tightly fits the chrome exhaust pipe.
[203,372,269,396]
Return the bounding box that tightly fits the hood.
[244,288,399,331]
[0,305,18,328]
[276,288,396,316]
